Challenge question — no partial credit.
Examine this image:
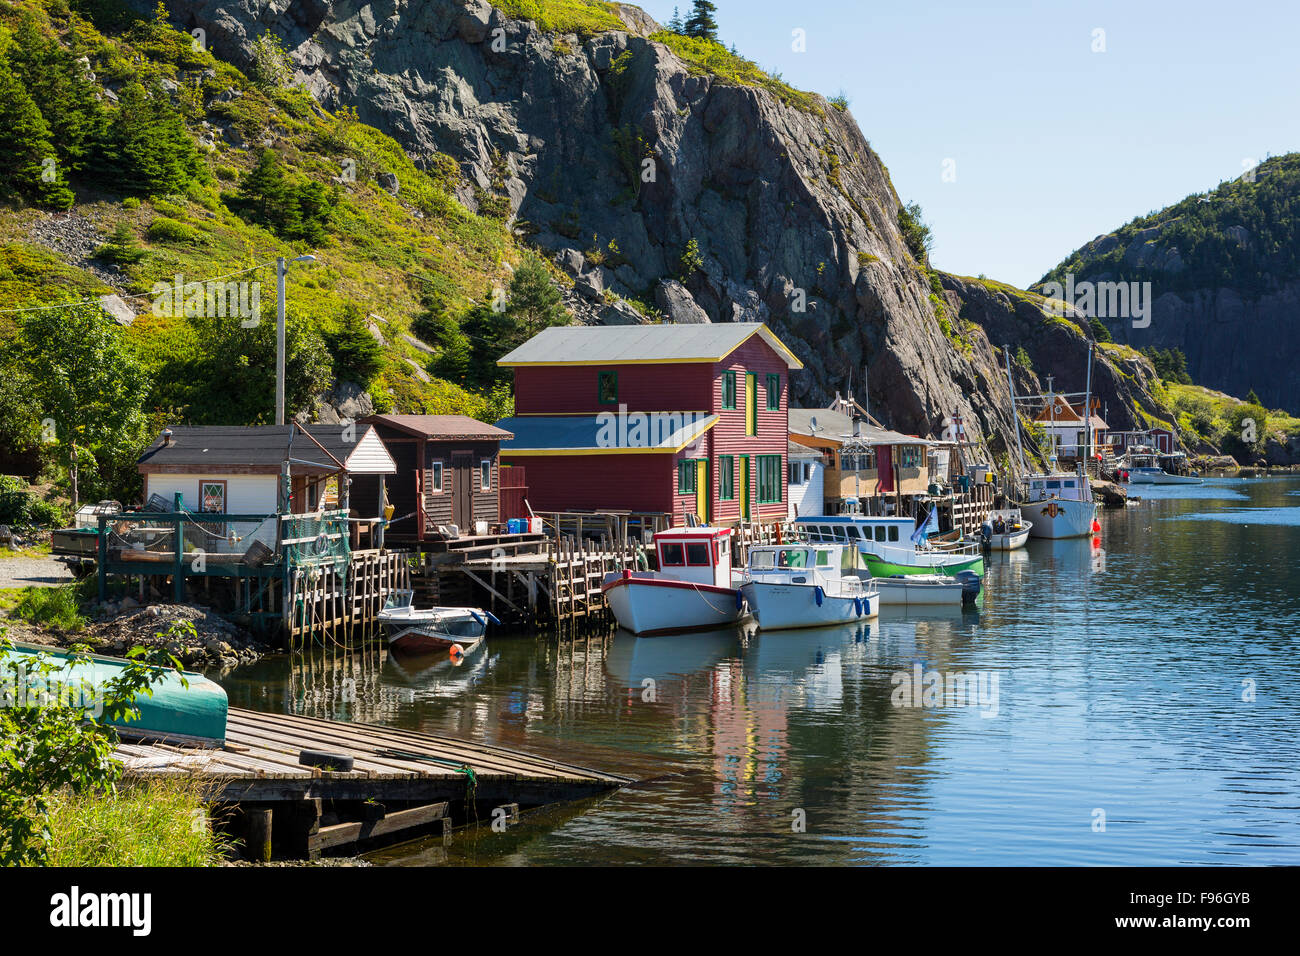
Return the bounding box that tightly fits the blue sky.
[637,0,1300,288]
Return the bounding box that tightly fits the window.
[480,459,491,492]
[751,550,776,570]
[430,461,444,493]
[745,373,757,436]
[199,480,226,514]
[815,551,831,567]
[721,370,737,409]
[686,542,710,566]
[845,526,861,539]
[817,525,834,540]
[757,454,782,503]
[789,461,805,485]
[660,542,685,566]
[899,445,923,468]
[888,526,899,542]
[597,370,618,404]
[678,460,697,494]
[874,526,886,542]
[766,373,780,411]
[719,456,735,500]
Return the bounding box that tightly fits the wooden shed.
[358,414,514,540]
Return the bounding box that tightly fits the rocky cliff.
[149,0,1173,472]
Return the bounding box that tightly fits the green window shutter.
[721,371,736,410]
[757,455,783,503]
[766,374,780,411]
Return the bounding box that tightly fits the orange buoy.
[449,643,464,660]
[1091,519,1101,533]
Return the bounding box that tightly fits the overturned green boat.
[1,642,228,746]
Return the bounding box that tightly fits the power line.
[0,259,281,317]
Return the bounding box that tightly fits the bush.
[146,216,200,243]
[0,476,57,528]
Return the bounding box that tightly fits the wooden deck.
[117,707,631,858]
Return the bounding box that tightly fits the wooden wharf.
[116,707,631,860]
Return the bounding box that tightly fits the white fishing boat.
[601,527,745,636]
[1119,446,1202,484]
[1018,470,1098,539]
[377,589,499,658]
[871,573,975,605]
[739,543,878,631]
[978,507,1032,550]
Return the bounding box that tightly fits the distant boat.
[377,589,498,658]
[1118,444,1201,484]
[739,542,878,631]
[601,527,745,636]
[1,642,228,746]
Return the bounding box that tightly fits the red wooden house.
[496,323,803,525]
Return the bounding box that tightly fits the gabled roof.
[1033,397,1084,423]
[789,408,930,446]
[137,424,396,475]
[497,322,803,369]
[359,414,513,441]
[496,413,718,455]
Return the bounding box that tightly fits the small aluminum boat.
[377,589,499,657]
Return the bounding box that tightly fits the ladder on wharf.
[116,707,631,860]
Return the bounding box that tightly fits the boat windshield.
[437,616,483,638]
[750,548,811,570]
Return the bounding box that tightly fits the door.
[451,453,474,531]
[739,456,750,521]
[695,459,709,524]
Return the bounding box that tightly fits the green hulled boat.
[863,552,985,577]
[1,642,228,746]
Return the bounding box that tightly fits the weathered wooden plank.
[312,801,450,853]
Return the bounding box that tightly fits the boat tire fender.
[299,749,355,772]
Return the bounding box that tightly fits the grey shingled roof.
[497,323,803,368]
[137,425,390,473]
[788,408,931,446]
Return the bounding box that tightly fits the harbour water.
[216,476,1300,865]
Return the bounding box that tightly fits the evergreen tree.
[7,14,104,174]
[325,305,385,387]
[683,1,719,41]
[238,148,291,225]
[506,256,566,338]
[668,6,684,32]
[0,56,73,209]
[103,81,199,195]
[1246,388,1262,405]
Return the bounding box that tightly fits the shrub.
[146,216,200,243]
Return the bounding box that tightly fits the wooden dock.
[117,707,631,859]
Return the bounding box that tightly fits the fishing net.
[281,509,351,589]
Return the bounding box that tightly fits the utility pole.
[274,254,316,425]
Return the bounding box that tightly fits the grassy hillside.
[0,0,554,504]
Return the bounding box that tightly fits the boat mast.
[1004,345,1027,474]
[1082,341,1094,480]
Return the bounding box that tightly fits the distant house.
[495,323,803,525]
[787,442,825,519]
[358,414,514,539]
[136,423,396,551]
[1033,396,1108,458]
[789,406,935,513]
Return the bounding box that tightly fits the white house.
[787,442,825,519]
[136,424,396,553]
